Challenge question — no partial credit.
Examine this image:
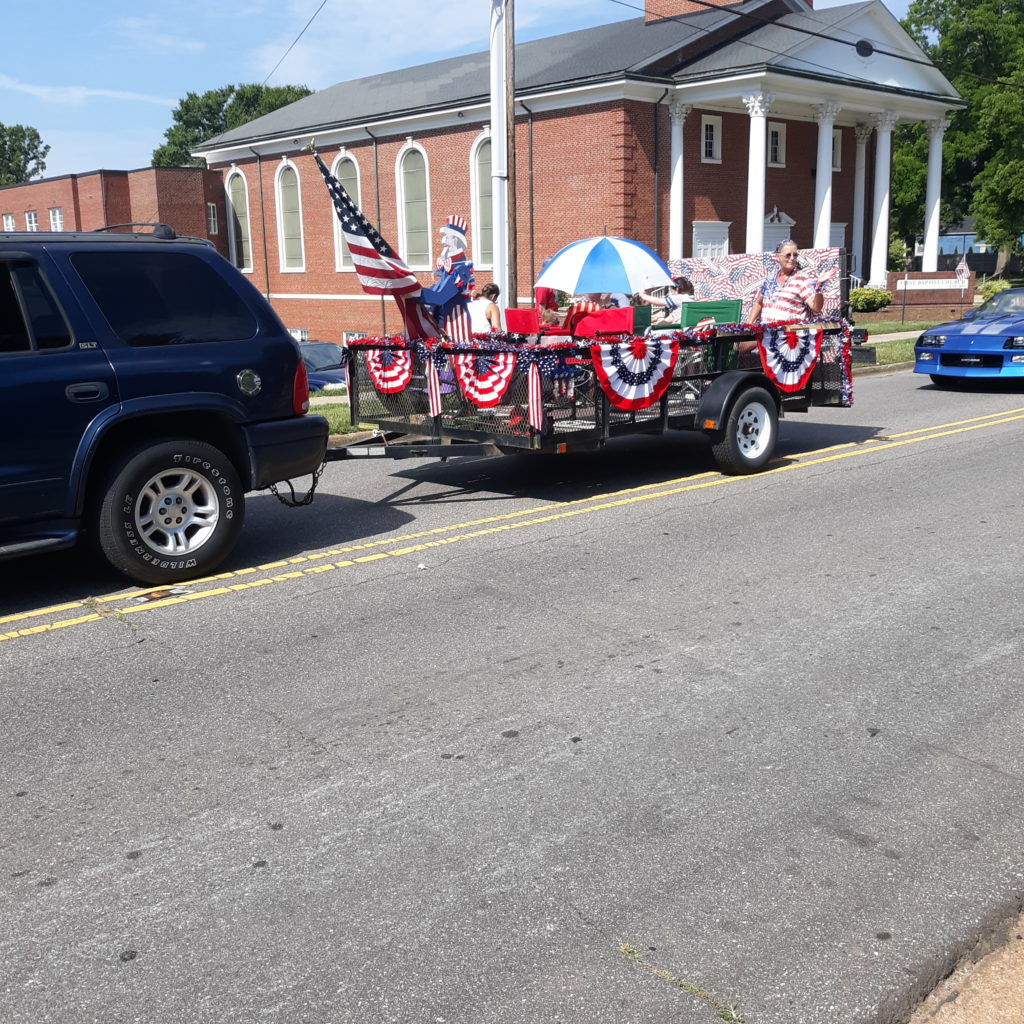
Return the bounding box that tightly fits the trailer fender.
[696,371,779,440]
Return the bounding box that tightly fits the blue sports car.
[914,287,1024,386]
[300,341,348,393]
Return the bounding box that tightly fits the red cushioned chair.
[504,308,541,334]
[570,306,634,337]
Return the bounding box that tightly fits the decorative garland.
[589,336,679,411]
[758,326,823,392]
[346,319,854,407]
[364,347,414,393]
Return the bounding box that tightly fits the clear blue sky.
[3,0,911,179]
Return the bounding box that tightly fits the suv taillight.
[293,359,310,415]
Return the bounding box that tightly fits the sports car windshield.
[976,290,1024,317]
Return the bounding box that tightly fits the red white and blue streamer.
[527,362,544,431]
[758,326,822,392]
[589,337,678,411]
[451,350,518,407]
[365,347,413,394]
[426,351,443,416]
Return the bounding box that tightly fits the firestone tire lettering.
[94,439,245,586]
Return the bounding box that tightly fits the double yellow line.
[3,407,1022,644]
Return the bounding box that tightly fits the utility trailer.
[324,322,853,475]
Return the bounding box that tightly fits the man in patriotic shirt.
[750,239,823,324]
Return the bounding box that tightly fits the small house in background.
[0,167,228,258]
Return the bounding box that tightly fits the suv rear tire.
[95,439,244,585]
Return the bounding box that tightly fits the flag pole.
[489,0,510,308]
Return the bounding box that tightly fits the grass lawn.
[869,336,917,365]
[856,319,939,335]
[311,401,362,435]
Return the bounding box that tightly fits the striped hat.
[444,215,468,240]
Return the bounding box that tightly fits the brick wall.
[0,168,225,251]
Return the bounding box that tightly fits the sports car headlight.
[1003,336,1024,349]
[917,335,947,348]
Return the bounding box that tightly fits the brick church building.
[191,0,959,342]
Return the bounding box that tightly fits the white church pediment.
[773,3,959,99]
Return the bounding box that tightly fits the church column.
[922,117,948,273]
[668,100,691,262]
[851,123,871,279]
[743,91,774,253]
[869,111,899,286]
[812,102,841,249]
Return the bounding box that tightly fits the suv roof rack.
[94,222,177,239]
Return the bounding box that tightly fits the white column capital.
[854,122,873,145]
[926,116,950,140]
[668,100,692,126]
[871,111,899,134]
[811,101,842,125]
[742,92,774,118]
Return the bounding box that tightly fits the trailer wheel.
[711,386,778,475]
[94,439,244,585]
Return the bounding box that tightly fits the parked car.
[300,341,348,393]
[914,287,1024,386]
[0,225,328,585]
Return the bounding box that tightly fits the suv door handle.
[66,382,110,403]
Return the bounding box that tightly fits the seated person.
[467,283,502,333]
[639,276,694,324]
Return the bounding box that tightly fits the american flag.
[527,362,544,431]
[314,153,436,339]
[955,257,970,286]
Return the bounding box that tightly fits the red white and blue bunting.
[589,336,679,411]
[451,350,518,407]
[364,347,414,394]
[758,326,822,393]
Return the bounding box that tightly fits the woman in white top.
[467,283,502,333]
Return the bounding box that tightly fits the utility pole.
[504,0,517,307]
[489,0,516,307]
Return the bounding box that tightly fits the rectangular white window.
[767,122,786,167]
[701,116,722,163]
[49,207,64,231]
[25,211,38,231]
[288,327,309,342]
[692,220,731,258]
[2,214,14,231]
[832,129,842,171]
[207,203,218,234]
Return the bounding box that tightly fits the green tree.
[152,83,313,167]
[892,0,1024,257]
[0,123,50,185]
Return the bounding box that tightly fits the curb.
[854,360,914,376]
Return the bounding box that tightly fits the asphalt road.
[2,368,1023,1024]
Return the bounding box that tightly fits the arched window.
[473,137,493,267]
[275,161,305,271]
[333,155,360,271]
[226,171,252,272]
[398,146,430,267]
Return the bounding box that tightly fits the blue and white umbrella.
[535,236,672,296]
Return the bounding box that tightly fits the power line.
[261,0,331,87]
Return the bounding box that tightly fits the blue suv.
[0,226,328,585]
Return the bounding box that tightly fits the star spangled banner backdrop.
[314,153,436,340]
[669,248,842,321]
[589,337,679,411]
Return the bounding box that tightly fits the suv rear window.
[0,261,73,353]
[71,251,258,346]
